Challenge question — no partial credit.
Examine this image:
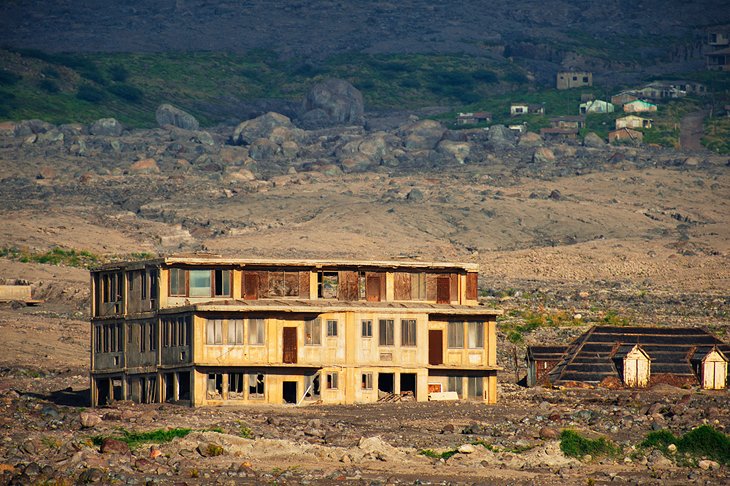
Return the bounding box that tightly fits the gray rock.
[532,147,556,164]
[518,131,543,147]
[402,120,446,150]
[406,188,424,201]
[487,125,516,148]
[248,138,280,160]
[100,438,130,454]
[583,132,605,148]
[80,412,102,428]
[300,78,364,129]
[155,103,199,130]
[232,112,293,145]
[89,118,123,136]
[14,119,55,136]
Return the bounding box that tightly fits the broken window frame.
[317,271,339,299]
[326,319,338,337]
[326,372,339,390]
[378,319,394,346]
[228,372,245,398]
[467,321,484,349]
[249,373,265,399]
[206,373,223,399]
[401,319,417,347]
[447,322,464,348]
[361,319,373,338]
[361,372,373,390]
[248,318,265,345]
[268,270,300,297]
[213,269,232,297]
[304,318,322,345]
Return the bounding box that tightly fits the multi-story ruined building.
[90,256,501,407]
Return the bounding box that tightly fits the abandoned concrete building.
[526,326,729,389]
[90,256,501,407]
[556,71,593,90]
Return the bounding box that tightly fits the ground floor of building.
[91,366,498,407]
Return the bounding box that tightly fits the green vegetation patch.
[0,246,101,268]
[641,426,730,466]
[559,429,620,459]
[92,427,192,449]
[419,448,459,460]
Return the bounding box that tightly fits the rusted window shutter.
[466,272,478,300]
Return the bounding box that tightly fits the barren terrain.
[0,115,728,484]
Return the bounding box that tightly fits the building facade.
[90,256,501,407]
[556,71,593,90]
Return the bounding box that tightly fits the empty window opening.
[401,319,416,346]
[165,373,176,402]
[468,376,484,399]
[248,318,265,345]
[317,271,339,299]
[304,374,320,400]
[305,318,322,345]
[448,376,463,398]
[207,373,223,400]
[249,374,265,399]
[178,372,191,401]
[326,372,339,389]
[359,372,372,391]
[400,373,417,399]
[327,320,338,337]
[213,269,231,297]
[379,319,394,346]
[189,269,211,297]
[229,373,245,399]
[378,373,394,394]
[361,319,373,338]
[283,381,298,404]
[112,379,123,401]
[141,270,148,300]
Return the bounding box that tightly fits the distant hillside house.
[526,345,568,386]
[556,71,593,90]
[635,82,684,101]
[546,326,729,389]
[608,127,643,143]
[707,30,730,48]
[549,116,585,130]
[456,112,492,125]
[611,92,638,106]
[579,99,614,114]
[540,127,579,141]
[510,103,545,116]
[707,47,730,71]
[623,99,658,113]
[616,115,652,129]
[508,123,527,133]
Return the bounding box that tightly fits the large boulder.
[487,125,516,148]
[437,140,471,164]
[155,104,199,130]
[299,78,364,129]
[518,131,543,147]
[89,118,123,137]
[583,132,606,148]
[532,147,556,164]
[232,112,293,145]
[401,120,446,150]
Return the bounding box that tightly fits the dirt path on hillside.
[679,109,708,151]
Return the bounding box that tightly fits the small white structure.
[622,344,651,388]
[695,347,728,390]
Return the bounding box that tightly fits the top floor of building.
[91,255,481,318]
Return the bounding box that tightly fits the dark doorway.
[283,327,298,364]
[436,277,450,304]
[244,272,259,300]
[429,330,443,365]
[165,374,175,402]
[178,372,191,401]
[112,379,123,401]
[283,381,297,404]
[96,378,110,406]
[366,274,381,302]
[378,373,394,394]
[400,373,417,399]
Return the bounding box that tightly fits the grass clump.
[641,425,730,466]
[419,448,459,460]
[92,427,192,449]
[559,430,620,459]
[0,246,101,268]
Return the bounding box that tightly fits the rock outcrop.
[89,118,123,137]
[299,79,364,129]
[155,104,199,131]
